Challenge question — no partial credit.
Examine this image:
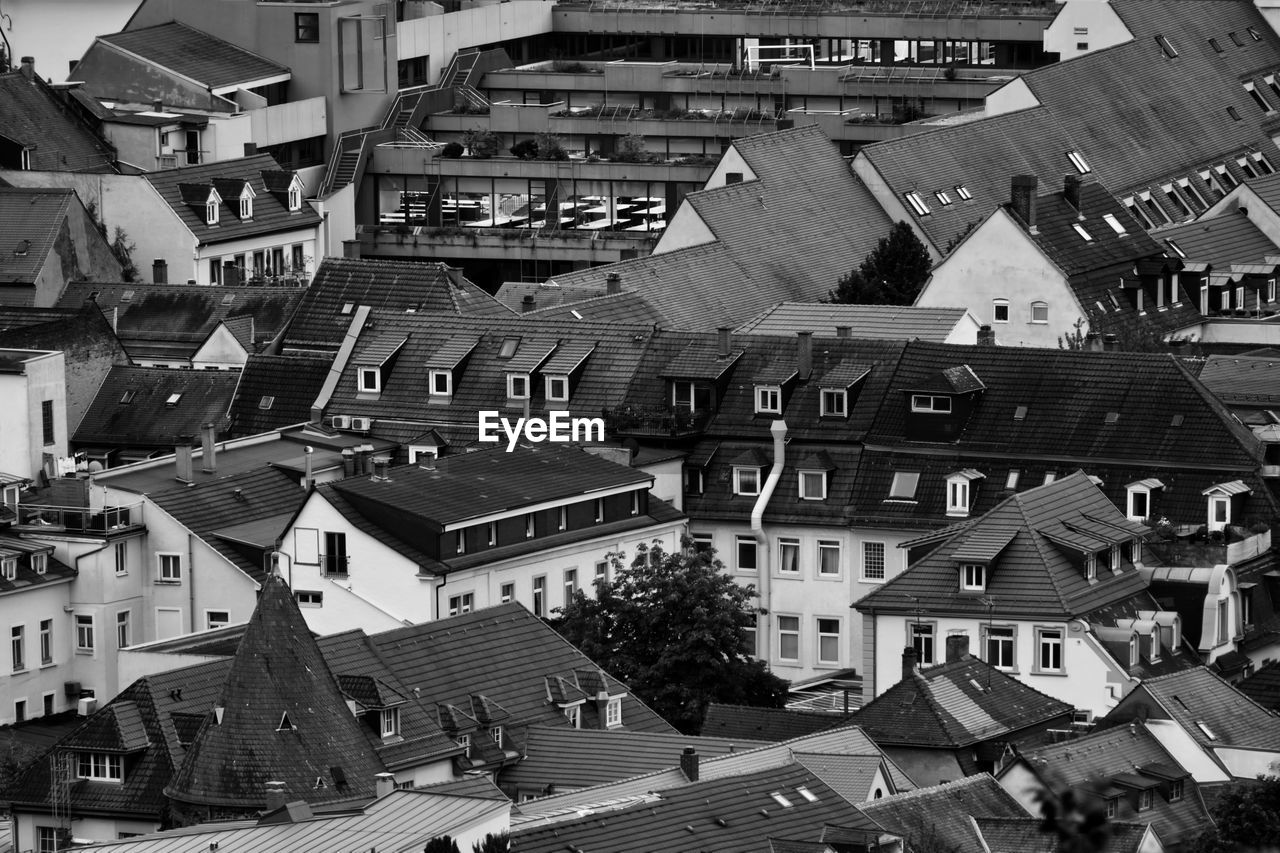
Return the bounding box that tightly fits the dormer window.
[77,753,123,782]
[546,375,569,403]
[358,368,380,394]
[237,184,256,220]
[32,553,47,575]
[1086,553,1097,580]
[1244,81,1272,112]
[946,470,983,517]
[911,394,951,413]
[799,470,827,501]
[380,708,400,738]
[1,557,15,581]
[429,370,452,397]
[606,697,622,727]
[1129,633,1139,666]
[1126,478,1163,520]
[206,199,219,225]
[288,185,302,211]
[961,563,986,591]
[507,374,529,400]
[734,466,761,496]
[821,388,847,416]
[755,386,781,414]
[1204,480,1250,532]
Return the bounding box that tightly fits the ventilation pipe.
[751,420,787,661]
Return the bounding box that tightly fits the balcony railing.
[12,503,144,534]
[603,405,712,437]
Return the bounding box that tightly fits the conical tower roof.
[165,574,386,809]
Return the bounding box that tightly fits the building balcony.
[10,502,145,536]
[1146,527,1271,567]
[603,405,711,438]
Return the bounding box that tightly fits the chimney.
[1064,174,1083,213]
[1010,175,1038,232]
[175,436,195,482]
[717,326,731,358]
[901,646,919,680]
[1103,333,1119,352]
[679,747,699,782]
[152,258,168,284]
[835,325,851,338]
[303,445,314,491]
[19,56,34,81]
[341,447,356,478]
[222,261,240,288]
[152,99,162,113]
[606,272,622,295]
[371,455,391,481]
[945,633,970,663]
[244,142,258,156]
[264,781,287,812]
[200,423,217,474]
[375,772,396,799]
[977,324,995,346]
[796,331,813,379]
[521,294,537,313]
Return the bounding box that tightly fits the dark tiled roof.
[700,704,848,744]
[98,22,290,90]
[851,656,1072,749]
[735,302,972,341]
[283,258,511,351]
[0,307,81,331]
[0,71,116,173]
[227,354,332,437]
[73,365,238,448]
[0,535,73,595]
[1198,354,1280,405]
[859,774,1027,852]
[1238,660,1280,710]
[1159,213,1279,268]
[0,188,73,284]
[1026,183,1161,276]
[141,154,321,245]
[1135,666,1280,751]
[165,575,389,809]
[521,288,672,326]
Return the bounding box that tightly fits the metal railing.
[14,502,143,533]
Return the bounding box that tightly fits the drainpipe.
[751,420,787,662]
[188,532,197,634]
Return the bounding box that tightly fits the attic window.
[1164,238,1187,258]
[288,185,302,211]
[206,199,219,226]
[1253,151,1275,174]
[498,337,520,359]
[889,471,920,500]
[1228,105,1243,121]
[430,370,452,397]
[911,394,951,413]
[1005,469,1020,489]
[1215,163,1238,188]
[955,184,973,201]
[121,289,135,302]
[507,373,529,400]
[1171,414,1184,426]
[934,190,953,206]
[258,395,275,410]
[820,388,847,417]
[1229,31,1243,47]
[734,466,761,496]
[1102,214,1127,236]
[960,563,986,591]
[1196,720,1217,740]
[359,368,380,394]
[240,196,253,219]
[221,293,236,306]
[769,792,794,808]
[1163,183,1192,218]
[1249,26,1262,41]
[119,390,136,404]
[1155,34,1178,58]
[795,787,818,803]
[277,712,296,731]
[1105,411,1119,425]
[755,386,782,414]
[165,393,182,407]
[1066,150,1092,174]
[1244,82,1272,112]
[904,191,931,216]
[340,303,354,315]
[1209,37,1224,53]
[1072,223,1094,242]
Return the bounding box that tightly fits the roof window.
[165,393,182,407]
[1228,105,1243,121]
[934,190,953,206]
[340,302,354,315]
[1102,214,1127,236]
[1229,31,1243,47]
[1209,37,1224,53]
[1013,404,1028,421]
[1155,34,1178,58]
[955,185,973,201]
[1248,26,1262,41]
[889,471,920,500]
[770,792,794,808]
[498,337,520,359]
[1066,150,1091,174]
[1072,223,1094,242]
[119,390,136,404]
[221,293,236,306]
[259,395,275,410]
[904,191,931,216]
[1005,469,1020,489]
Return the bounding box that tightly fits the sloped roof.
[1159,212,1280,268]
[73,365,238,448]
[700,704,852,743]
[851,655,1072,749]
[97,22,290,91]
[1138,666,1280,751]
[1025,182,1162,276]
[0,71,116,173]
[735,302,972,341]
[0,188,74,284]
[0,534,73,594]
[226,354,332,437]
[859,774,1027,852]
[974,817,1159,853]
[165,575,388,808]
[1237,659,1280,710]
[518,288,673,325]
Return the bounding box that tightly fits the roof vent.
[13,239,30,257]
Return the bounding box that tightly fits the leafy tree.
[534,132,569,161]
[0,733,41,796]
[423,836,461,853]
[510,138,539,160]
[463,128,501,159]
[440,141,464,158]
[1036,786,1110,853]
[110,226,138,282]
[552,539,789,734]
[472,832,510,853]
[1190,775,1280,852]
[826,221,931,305]
[614,133,658,163]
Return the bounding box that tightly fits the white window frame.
[755,385,781,414]
[381,708,400,738]
[904,191,931,216]
[1127,486,1151,521]
[1036,627,1065,673]
[157,552,182,583]
[564,705,580,728]
[75,615,94,653]
[820,388,847,416]
[358,367,380,394]
[492,725,505,746]
[862,541,886,581]
[817,540,841,577]
[817,617,842,666]
[0,557,14,581]
[499,582,514,604]
[946,475,972,516]
[77,752,123,782]
[11,625,25,672]
[909,621,936,666]
[206,610,230,630]
[1067,150,1092,174]
[448,592,474,617]
[295,590,323,607]
[532,576,546,617]
[777,538,800,575]
[605,697,622,727]
[961,563,986,591]
[40,619,52,665]
[114,541,128,576]
[777,615,800,661]
[206,199,218,225]
[992,298,1010,323]
[545,375,569,403]
[911,395,951,413]
[239,195,253,220]
[734,466,761,496]
[507,373,530,400]
[799,470,827,500]
[429,369,452,397]
[116,610,130,649]
[1030,301,1049,324]
[1209,495,1231,532]
[289,185,303,211]
[564,568,577,599]
[983,624,1016,670]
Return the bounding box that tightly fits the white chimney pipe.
[750,420,787,661]
[303,445,314,491]
[375,772,396,798]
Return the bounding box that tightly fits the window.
[40,619,52,665]
[1244,81,1272,112]
[778,615,800,661]
[1239,155,1261,179]
[993,299,1009,323]
[1216,163,1238,189]
[78,753,122,782]
[41,400,54,446]
[525,514,535,539]
[1162,185,1191,219]
[564,568,577,600]
[1037,628,1064,672]
[595,559,610,582]
[43,694,53,716]
[755,386,781,414]
[820,389,847,416]
[1105,798,1117,819]
[507,374,529,399]
[114,541,128,575]
[911,395,951,413]
[1155,34,1178,58]
[1072,223,1094,241]
[289,186,302,211]
[985,626,1015,669]
[500,583,514,604]
[38,827,59,853]
[685,467,704,494]
[491,725,505,746]
[947,476,974,516]
[14,699,24,722]
[381,708,400,738]
[458,733,471,756]
[158,553,181,583]
[206,199,219,226]
[1209,496,1231,532]
[448,593,473,617]
[486,522,497,547]
[1030,301,1049,323]
[429,370,452,396]
[935,190,953,206]
[75,615,94,652]
[323,532,348,575]
[818,540,841,576]
[11,625,24,671]
[736,536,758,571]
[239,195,253,220]
[605,697,622,727]
[955,184,973,201]
[734,466,761,496]
[778,538,800,574]
[1044,471,1057,485]
[1179,177,1208,210]
[1128,487,1150,520]
[533,576,546,617]
[594,498,604,523]
[206,611,229,630]
[889,471,920,500]
[546,375,569,402]
[630,491,639,516]
[1125,196,1156,229]
[564,705,580,728]
[1229,30,1244,46]
[1138,789,1154,812]
[961,563,985,591]
[742,611,758,657]
[1216,598,1229,645]
[862,541,886,581]
[295,590,323,607]
[358,368,380,393]
[799,470,827,500]
[1085,553,1097,581]
[295,11,319,42]
[0,557,13,581]
[904,191,931,216]
[910,622,935,666]
[116,611,130,649]
[807,618,840,666]
[1170,779,1184,802]
[1005,469,1020,490]
[1067,150,1092,174]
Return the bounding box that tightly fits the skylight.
[1195,720,1218,740]
[770,792,794,808]
[955,184,973,201]
[1165,238,1186,258]
[121,290,134,302]
[795,787,818,803]
[259,395,275,410]
[904,191,931,216]
[119,390,136,404]
[1229,31,1243,47]
[221,293,236,306]
[498,337,520,359]
[340,302,354,315]
[1248,26,1262,41]
[1005,469,1020,489]
[1155,34,1178,58]
[165,393,182,406]
[1102,214,1127,235]
[889,471,921,500]
[1067,150,1092,174]
[1013,404,1028,421]
[1209,37,1224,53]
[1228,105,1243,122]
[934,190,953,206]
[1072,223,1094,242]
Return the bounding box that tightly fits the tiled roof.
[699,704,849,744]
[73,365,239,448]
[1159,213,1280,268]
[1015,721,1213,842]
[735,302,972,341]
[284,258,511,351]
[98,22,290,90]
[57,282,305,362]
[510,762,873,852]
[0,188,74,284]
[165,575,389,809]
[226,354,332,437]
[501,725,764,790]
[851,656,1072,749]
[859,774,1027,852]
[141,154,320,245]
[0,535,73,595]
[1237,660,1280,710]
[1025,182,1162,276]
[0,306,81,331]
[520,288,673,326]
[1197,354,1280,407]
[1136,666,1280,751]
[147,467,306,583]
[0,71,116,173]
[856,473,1153,619]
[976,818,1161,853]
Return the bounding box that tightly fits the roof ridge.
[863,770,997,803]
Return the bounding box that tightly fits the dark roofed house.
[226,354,333,437]
[735,302,980,344]
[0,65,117,173]
[1238,659,1280,711]
[701,704,850,744]
[859,774,1029,853]
[0,187,123,307]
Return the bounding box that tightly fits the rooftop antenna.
[979,595,997,690]
[906,594,924,663]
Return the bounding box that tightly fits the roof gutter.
[751,420,787,662]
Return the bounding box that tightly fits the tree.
[1036,786,1111,853]
[551,538,789,734]
[472,832,510,853]
[1190,775,1280,852]
[0,733,41,796]
[462,128,501,159]
[534,132,569,161]
[826,221,932,305]
[423,836,461,853]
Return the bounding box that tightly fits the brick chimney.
[1010,175,1038,233]
[200,423,217,474]
[717,326,731,358]
[796,331,813,379]
[19,56,34,81]
[901,646,919,680]
[1064,174,1083,213]
[264,781,287,812]
[606,272,622,295]
[521,294,536,313]
[945,633,970,663]
[152,258,168,284]
[679,747,699,781]
[977,324,995,346]
[341,447,356,478]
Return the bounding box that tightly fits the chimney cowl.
[977,324,995,347]
[264,781,287,813]
[521,294,537,313]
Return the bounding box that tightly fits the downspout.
[188,532,197,634]
[751,420,787,662]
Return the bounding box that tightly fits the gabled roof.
[283,258,511,351]
[165,575,389,809]
[1023,182,1162,276]
[1237,659,1280,710]
[735,302,973,341]
[851,655,1072,749]
[972,817,1152,853]
[858,774,1027,852]
[96,22,290,91]
[227,354,332,437]
[141,154,320,244]
[0,534,73,595]
[0,187,74,284]
[73,365,239,448]
[700,704,851,743]
[0,71,116,173]
[1133,666,1280,751]
[1159,212,1279,269]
